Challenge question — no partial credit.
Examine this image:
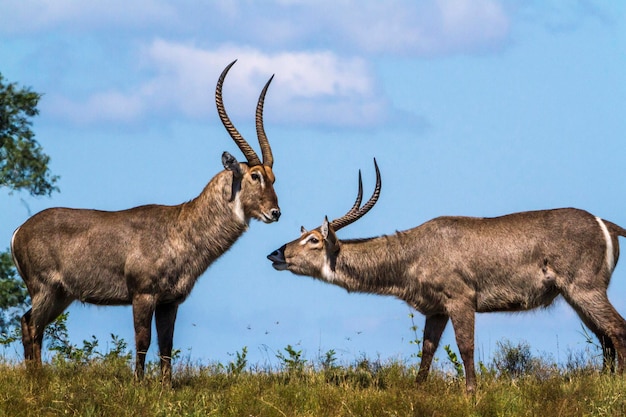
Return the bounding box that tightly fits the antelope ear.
[222,151,243,178]
[321,216,330,239]
[300,226,308,235]
[322,216,340,252]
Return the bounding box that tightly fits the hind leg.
[563,289,626,373]
[21,309,35,362]
[578,316,616,372]
[600,335,616,372]
[22,287,73,365]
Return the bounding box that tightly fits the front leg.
[132,294,156,380]
[416,314,448,385]
[155,302,179,385]
[449,306,476,393]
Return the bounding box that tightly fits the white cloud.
[328,0,510,56]
[45,91,145,125]
[4,0,515,127]
[41,41,384,128]
[436,0,511,52]
[2,0,511,56]
[0,0,175,34]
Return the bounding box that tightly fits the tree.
[0,251,28,332]
[1,73,58,196]
[0,72,58,334]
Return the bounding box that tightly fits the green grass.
[1,356,626,417]
[1,319,624,416]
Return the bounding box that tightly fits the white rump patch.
[595,217,615,273]
[10,227,19,249]
[10,227,25,279]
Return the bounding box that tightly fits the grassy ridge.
[1,357,626,417]
[1,322,624,416]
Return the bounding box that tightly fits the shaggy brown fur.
[11,62,280,384]
[269,167,626,393]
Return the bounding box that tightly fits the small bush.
[491,339,537,377]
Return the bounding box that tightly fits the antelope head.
[217,60,281,223]
[267,159,381,279]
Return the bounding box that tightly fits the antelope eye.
[308,236,319,244]
[251,172,261,181]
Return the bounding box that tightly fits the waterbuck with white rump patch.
[11,60,281,384]
[268,160,626,392]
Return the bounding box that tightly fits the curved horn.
[330,158,381,231]
[256,74,275,168]
[215,60,262,166]
[346,170,364,217]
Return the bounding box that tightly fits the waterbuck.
[268,160,626,392]
[11,60,281,383]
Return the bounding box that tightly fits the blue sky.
[1,0,625,369]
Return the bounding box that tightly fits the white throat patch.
[321,256,337,282]
[233,194,246,225]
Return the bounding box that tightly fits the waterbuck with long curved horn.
[268,161,626,392]
[11,60,281,384]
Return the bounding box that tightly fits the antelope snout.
[270,208,281,222]
[267,245,288,270]
[267,245,285,262]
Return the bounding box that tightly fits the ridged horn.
[330,159,381,231]
[215,60,262,166]
[256,74,274,168]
